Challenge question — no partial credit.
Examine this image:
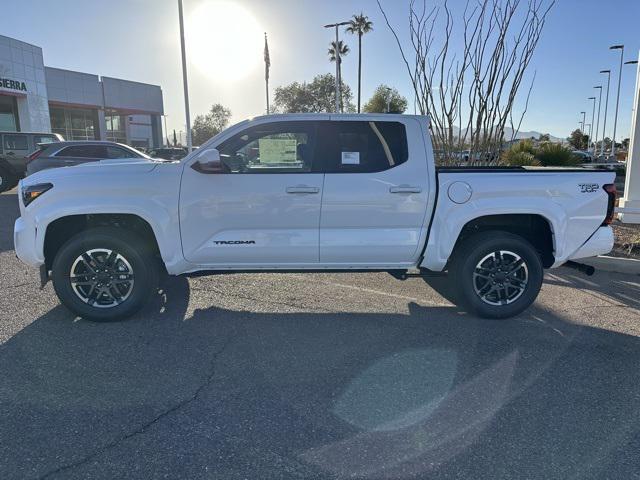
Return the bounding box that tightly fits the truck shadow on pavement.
[543,269,640,310]
[1,275,640,479]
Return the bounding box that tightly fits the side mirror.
[191,148,225,174]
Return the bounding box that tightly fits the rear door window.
[106,146,139,159]
[3,134,29,152]
[57,145,108,158]
[320,121,409,173]
[33,135,58,146]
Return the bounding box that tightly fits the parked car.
[147,147,189,160]
[26,141,150,176]
[14,114,616,321]
[0,131,63,192]
[571,150,593,163]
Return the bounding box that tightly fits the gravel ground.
[1,189,640,480]
[612,221,640,259]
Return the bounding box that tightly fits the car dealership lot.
[1,189,640,479]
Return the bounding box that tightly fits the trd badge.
[579,183,599,193]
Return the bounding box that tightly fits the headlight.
[22,183,53,207]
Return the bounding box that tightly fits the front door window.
[217,122,316,173]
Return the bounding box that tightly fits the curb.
[579,255,640,275]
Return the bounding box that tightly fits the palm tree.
[328,40,349,112]
[346,13,373,113]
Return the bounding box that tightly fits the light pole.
[588,96,596,154]
[324,21,351,113]
[163,114,169,147]
[178,0,192,153]
[599,70,611,157]
[580,111,586,150]
[610,44,624,159]
[585,123,591,151]
[384,86,392,113]
[593,86,602,159]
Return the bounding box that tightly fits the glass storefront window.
[49,106,98,141]
[0,95,19,132]
[105,110,126,144]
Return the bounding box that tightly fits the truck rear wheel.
[449,231,543,319]
[51,227,159,322]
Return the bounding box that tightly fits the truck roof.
[247,113,428,122]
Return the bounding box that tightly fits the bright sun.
[187,1,263,80]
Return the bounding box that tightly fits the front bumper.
[14,216,44,267]
[567,226,614,261]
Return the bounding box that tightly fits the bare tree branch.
[378,0,554,165]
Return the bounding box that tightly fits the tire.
[51,227,159,322]
[0,166,16,193]
[449,231,543,319]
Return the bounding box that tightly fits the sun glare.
[187,1,263,80]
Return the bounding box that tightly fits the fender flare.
[37,205,182,271]
[421,207,561,271]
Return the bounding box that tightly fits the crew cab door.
[319,117,430,265]
[179,120,324,266]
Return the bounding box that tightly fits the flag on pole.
[264,32,270,81]
[264,32,270,113]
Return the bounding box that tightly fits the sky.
[5,0,640,141]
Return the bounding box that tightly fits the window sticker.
[341,151,360,165]
[259,138,298,163]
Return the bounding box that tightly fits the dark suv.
[0,132,63,192]
[26,141,150,176]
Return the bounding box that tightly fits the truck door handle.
[389,185,422,194]
[286,186,320,194]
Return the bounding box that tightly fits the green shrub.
[501,140,540,166]
[502,150,540,166]
[513,139,536,155]
[535,143,580,167]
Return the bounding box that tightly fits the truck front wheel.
[449,231,543,319]
[51,227,159,321]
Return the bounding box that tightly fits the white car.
[14,114,616,321]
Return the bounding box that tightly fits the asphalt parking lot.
[1,189,640,480]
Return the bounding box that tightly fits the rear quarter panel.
[421,170,616,271]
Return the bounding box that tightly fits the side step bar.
[388,269,447,280]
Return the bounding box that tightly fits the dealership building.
[0,34,164,148]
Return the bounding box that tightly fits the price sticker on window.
[259,139,298,163]
[341,151,360,165]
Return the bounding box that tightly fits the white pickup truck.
[14,114,617,321]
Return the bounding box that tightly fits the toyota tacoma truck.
[13,114,617,321]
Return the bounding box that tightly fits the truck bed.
[436,166,610,173]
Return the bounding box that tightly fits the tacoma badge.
[213,240,256,245]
